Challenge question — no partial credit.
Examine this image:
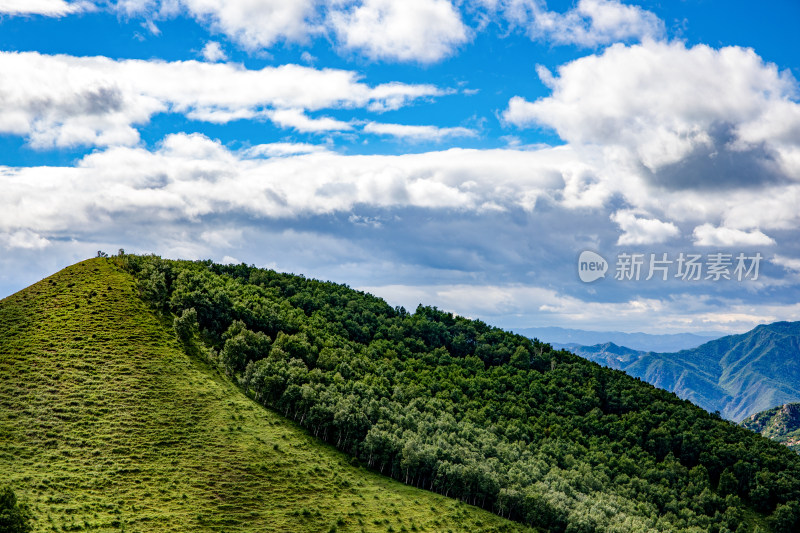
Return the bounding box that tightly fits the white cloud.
[502,40,800,242]
[0,229,51,250]
[533,0,663,47]
[111,0,467,63]
[0,133,596,234]
[266,108,352,132]
[141,17,160,35]
[692,224,776,247]
[0,51,444,147]
[477,0,662,47]
[330,0,469,63]
[358,282,794,335]
[200,41,227,62]
[357,283,668,326]
[116,0,322,48]
[242,142,328,157]
[363,122,476,141]
[14,1,655,63]
[0,0,90,16]
[611,210,679,245]
[364,82,452,112]
[201,228,243,248]
[181,0,321,49]
[772,255,800,274]
[503,40,800,173]
[113,0,158,17]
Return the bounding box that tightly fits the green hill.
[742,403,800,453]
[0,258,528,533]
[567,322,800,422]
[91,254,800,532]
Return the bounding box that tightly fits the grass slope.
[0,258,529,533]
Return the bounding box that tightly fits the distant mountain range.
[742,403,800,453]
[560,322,800,422]
[516,326,721,352]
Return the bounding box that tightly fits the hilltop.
[742,403,800,453]
[567,322,800,422]
[0,258,527,533]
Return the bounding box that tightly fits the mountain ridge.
[566,322,800,421]
[516,326,721,352]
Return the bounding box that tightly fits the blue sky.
[2,0,800,335]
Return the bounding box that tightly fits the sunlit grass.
[0,258,532,533]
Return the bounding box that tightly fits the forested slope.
[117,254,800,532]
[0,258,527,533]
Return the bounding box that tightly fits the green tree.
[718,468,738,497]
[174,307,199,344]
[138,261,168,309]
[0,486,33,533]
[771,501,800,533]
[220,321,272,374]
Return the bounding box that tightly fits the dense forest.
[116,254,800,532]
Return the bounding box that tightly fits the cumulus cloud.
[1,0,663,63]
[0,51,444,147]
[0,133,598,235]
[692,224,776,247]
[503,41,800,181]
[109,0,468,63]
[0,0,91,16]
[529,0,663,46]
[611,210,679,245]
[503,40,800,239]
[772,255,800,274]
[329,0,469,63]
[772,254,800,271]
[0,229,51,250]
[181,0,322,49]
[363,122,476,141]
[115,0,322,48]
[200,41,227,62]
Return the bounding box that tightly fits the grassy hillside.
[742,403,800,453]
[0,258,529,533]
